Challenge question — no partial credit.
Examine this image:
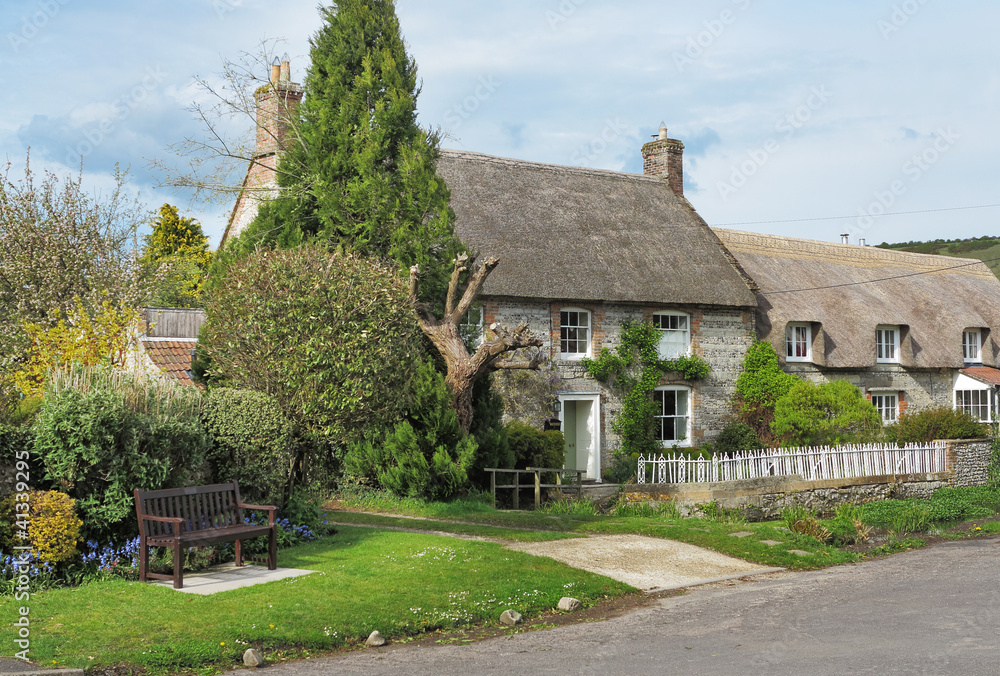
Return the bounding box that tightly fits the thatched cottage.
[437,133,759,480]
[713,229,1000,425]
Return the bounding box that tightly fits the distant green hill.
[877,236,1000,280]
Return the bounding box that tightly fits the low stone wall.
[944,438,992,487]
[620,438,994,519]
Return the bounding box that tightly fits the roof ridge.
[439,148,666,185]
[713,227,997,280]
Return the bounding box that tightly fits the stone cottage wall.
[484,296,756,473]
[785,363,955,414]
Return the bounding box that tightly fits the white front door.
[558,394,601,481]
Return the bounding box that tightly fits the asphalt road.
[224,537,1000,676]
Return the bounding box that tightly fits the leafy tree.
[231,0,464,303]
[734,340,799,445]
[772,379,882,447]
[200,243,424,447]
[140,204,211,308]
[12,296,139,398]
[0,156,150,392]
[884,406,989,444]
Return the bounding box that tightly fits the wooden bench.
[133,481,277,589]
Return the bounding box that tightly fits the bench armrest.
[238,503,277,526]
[137,514,184,536]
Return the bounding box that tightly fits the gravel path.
[506,533,781,591]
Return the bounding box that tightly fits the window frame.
[459,303,485,351]
[955,389,993,423]
[652,311,691,360]
[876,325,900,364]
[963,329,982,364]
[559,308,591,360]
[785,322,812,362]
[652,385,692,448]
[870,391,899,424]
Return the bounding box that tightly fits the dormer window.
[785,323,811,362]
[653,312,690,359]
[876,325,900,363]
[963,329,982,364]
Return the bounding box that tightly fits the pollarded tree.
[410,255,546,433]
[233,0,464,303]
[140,204,212,308]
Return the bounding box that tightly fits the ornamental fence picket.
[636,442,948,485]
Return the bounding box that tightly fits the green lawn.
[331,509,859,570]
[2,526,632,674]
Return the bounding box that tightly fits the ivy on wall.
[582,320,709,458]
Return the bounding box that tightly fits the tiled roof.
[960,366,1000,387]
[142,339,198,387]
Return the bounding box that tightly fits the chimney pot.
[280,53,291,82]
[859,238,866,246]
[840,234,850,245]
[270,57,281,84]
[658,121,668,140]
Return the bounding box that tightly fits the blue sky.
[3,0,999,248]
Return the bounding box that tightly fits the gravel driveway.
[506,534,782,591]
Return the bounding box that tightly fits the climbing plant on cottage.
[583,320,710,458]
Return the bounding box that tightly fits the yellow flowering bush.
[11,296,139,398]
[1,491,83,564]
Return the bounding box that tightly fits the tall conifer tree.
[235,0,463,302]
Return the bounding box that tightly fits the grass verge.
[1,526,632,674]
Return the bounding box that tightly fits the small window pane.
[871,393,898,424]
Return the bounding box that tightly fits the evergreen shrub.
[884,406,989,444]
[32,366,209,541]
[344,360,476,500]
[201,388,297,508]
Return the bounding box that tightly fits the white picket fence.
[637,442,948,485]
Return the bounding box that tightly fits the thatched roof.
[437,150,757,308]
[713,229,1000,368]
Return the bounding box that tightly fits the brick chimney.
[254,53,303,159]
[641,122,685,198]
[223,54,303,246]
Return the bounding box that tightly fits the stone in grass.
[366,630,387,647]
[787,549,812,557]
[729,531,754,538]
[558,597,582,612]
[759,540,783,546]
[243,648,264,668]
[500,609,523,626]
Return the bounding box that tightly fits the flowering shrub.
[27,491,82,564]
